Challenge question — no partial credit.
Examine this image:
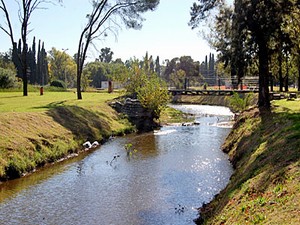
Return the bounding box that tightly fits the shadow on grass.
[32,100,68,109]
[197,108,300,224]
[0,95,26,99]
[46,105,111,141]
[232,109,300,189]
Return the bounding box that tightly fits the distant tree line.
[199,53,215,86]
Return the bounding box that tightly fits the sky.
[0,0,232,64]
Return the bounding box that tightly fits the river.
[0,105,234,225]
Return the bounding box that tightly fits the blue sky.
[0,0,232,63]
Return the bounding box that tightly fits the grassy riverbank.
[197,99,300,224]
[0,91,135,180]
[0,90,189,181]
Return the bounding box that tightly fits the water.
[0,105,234,225]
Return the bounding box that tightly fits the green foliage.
[99,47,113,63]
[83,61,110,88]
[160,106,194,124]
[48,48,76,88]
[163,56,201,85]
[0,68,17,88]
[111,56,170,119]
[50,80,66,89]
[229,92,254,112]
[170,69,186,89]
[0,51,16,71]
[137,72,170,119]
[45,85,68,92]
[124,143,137,159]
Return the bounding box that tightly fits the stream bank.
[0,92,136,181]
[195,105,300,224]
[0,104,234,225]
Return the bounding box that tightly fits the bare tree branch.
[76,0,159,99]
[0,0,15,45]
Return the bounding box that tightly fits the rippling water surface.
[0,105,234,225]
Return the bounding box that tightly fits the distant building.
[101,81,123,89]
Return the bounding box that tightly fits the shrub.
[137,73,170,119]
[229,92,254,112]
[0,68,17,88]
[50,80,66,89]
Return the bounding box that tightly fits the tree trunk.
[298,67,300,92]
[298,57,300,92]
[77,67,82,100]
[22,41,28,96]
[278,51,284,92]
[285,55,289,92]
[257,39,270,109]
[285,76,289,92]
[270,72,274,92]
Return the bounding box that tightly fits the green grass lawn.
[0,91,121,112]
[0,91,134,180]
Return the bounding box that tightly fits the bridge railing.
[168,76,259,91]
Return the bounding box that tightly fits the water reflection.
[0,105,234,225]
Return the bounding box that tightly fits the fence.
[168,76,259,90]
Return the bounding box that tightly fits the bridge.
[168,88,258,96]
[168,76,259,96]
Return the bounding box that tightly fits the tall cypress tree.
[40,42,49,85]
[12,39,23,79]
[36,40,49,85]
[155,56,160,76]
[30,37,37,84]
[12,41,22,79]
[37,40,41,85]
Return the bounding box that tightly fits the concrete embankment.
[171,95,231,108]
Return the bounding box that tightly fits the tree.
[137,72,170,119]
[199,53,216,86]
[0,51,15,71]
[112,58,169,119]
[154,56,160,76]
[0,0,62,96]
[0,51,17,88]
[0,67,17,88]
[48,48,76,87]
[190,0,300,109]
[170,69,186,89]
[163,56,200,87]
[37,40,49,85]
[83,61,109,88]
[282,6,300,91]
[99,47,114,63]
[28,37,37,84]
[76,0,159,100]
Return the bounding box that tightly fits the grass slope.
[0,91,134,180]
[198,100,300,224]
